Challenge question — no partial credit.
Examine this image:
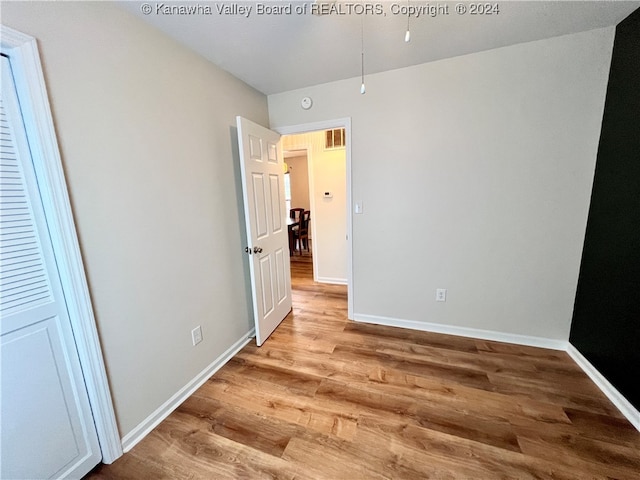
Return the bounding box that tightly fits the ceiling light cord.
[405,0,411,42]
[360,13,366,94]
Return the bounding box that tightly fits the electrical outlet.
[191,326,203,346]
[436,289,447,302]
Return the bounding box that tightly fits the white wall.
[283,132,347,283]
[269,28,614,341]
[3,2,267,438]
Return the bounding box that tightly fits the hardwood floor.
[87,254,640,479]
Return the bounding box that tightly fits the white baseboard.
[121,329,255,452]
[352,313,568,351]
[316,276,347,285]
[567,343,640,431]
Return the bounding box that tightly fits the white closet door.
[1,55,101,479]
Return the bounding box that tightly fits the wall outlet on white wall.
[436,289,447,302]
[191,326,203,346]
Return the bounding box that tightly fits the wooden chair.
[294,210,310,254]
[288,208,305,255]
[289,208,304,221]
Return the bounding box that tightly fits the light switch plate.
[191,326,203,346]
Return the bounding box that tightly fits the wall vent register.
[325,128,345,150]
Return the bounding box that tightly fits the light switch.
[191,326,203,345]
[355,201,363,214]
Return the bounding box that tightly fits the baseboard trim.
[352,313,568,351]
[316,276,347,285]
[121,329,255,452]
[566,343,640,431]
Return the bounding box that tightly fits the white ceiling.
[120,1,639,95]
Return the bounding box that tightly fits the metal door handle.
[253,246,263,254]
[245,247,252,255]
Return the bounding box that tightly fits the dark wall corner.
[569,7,640,410]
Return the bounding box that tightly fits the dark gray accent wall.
[569,8,640,409]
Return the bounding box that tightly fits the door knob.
[253,246,263,254]
[244,247,252,255]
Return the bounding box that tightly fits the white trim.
[1,25,123,462]
[308,146,318,282]
[121,330,255,452]
[352,313,569,351]
[274,118,354,320]
[316,276,348,285]
[567,343,640,431]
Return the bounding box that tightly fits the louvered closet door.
[0,56,101,479]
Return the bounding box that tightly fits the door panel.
[0,146,53,316]
[259,255,274,316]
[237,117,292,346]
[2,316,82,479]
[275,247,287,303]
[1,54,101,479]
[251,173,268,238]
[267,142,277,163]
[249,134,262,161]
[269,174,282,232]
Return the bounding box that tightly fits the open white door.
[1,55,101,479]
[236,117,292,346]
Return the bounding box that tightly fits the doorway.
[284,147,312,253]
[275,119,353,320]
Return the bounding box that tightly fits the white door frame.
[274,118,353,320]
[1,25,122,463]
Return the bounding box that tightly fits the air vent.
[325,128,346,149]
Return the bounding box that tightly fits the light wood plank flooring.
[87,254,640,479]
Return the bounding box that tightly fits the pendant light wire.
[405,0,411,42]
[360,13,366,94]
